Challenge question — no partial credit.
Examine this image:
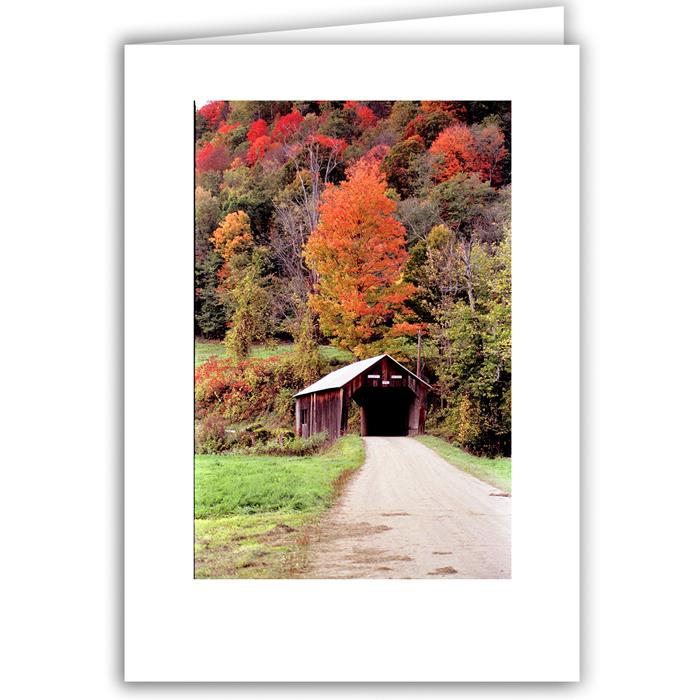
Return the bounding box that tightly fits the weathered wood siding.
[295,388,343,440]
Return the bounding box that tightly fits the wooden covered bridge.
[294,354,431,440]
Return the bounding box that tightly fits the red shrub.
[195,355,280,422]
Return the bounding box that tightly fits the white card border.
[125,44,579,682]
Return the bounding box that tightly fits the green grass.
[194,435,365,578]
[194,339,227,366]
[195,339,354,367]
[416,435,511,494]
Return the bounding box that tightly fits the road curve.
[304,436,511,579]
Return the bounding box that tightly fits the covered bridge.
[294,354,431,440]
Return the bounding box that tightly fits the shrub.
[195,347,332,428]
[346,402,361,434]
[195,413,234,454]
[248,431,329,457]
[272,387,296,423]
[194,355,279,422]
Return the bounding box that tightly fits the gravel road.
[305,436,510,578]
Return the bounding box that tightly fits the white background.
[125,43,579,682]
[2,0,699,697]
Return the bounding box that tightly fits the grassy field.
[194,339,227,365]
[195,339,354,367]
[194,435,364,578]
[416,435,512,494]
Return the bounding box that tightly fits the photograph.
[194,100,512,579]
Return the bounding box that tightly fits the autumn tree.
[419,101,471,121]
[304,160,416,357]
[210,211,272,359]
[430,122,508,184]
[271,110,303,141]
[192,99,513,455]
[246,118,273,164]
[343,101,377,129]
[198,101,228,129]
[429,124,478,182]
[403,109,454,146]
[210,211,254,270]
[196,141,231,172]
[270,117,347,328]
[473,123,508,185]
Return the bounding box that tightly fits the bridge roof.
[294,353,431,398]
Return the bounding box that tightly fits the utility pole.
[416,331,422,379]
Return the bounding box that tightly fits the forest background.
[194,100,511,457]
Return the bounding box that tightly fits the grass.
[194,435,365,578]
[195,338,354,367]
[194,339,227,366]
[416,435,511,494]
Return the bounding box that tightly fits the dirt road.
[305,436,510,578]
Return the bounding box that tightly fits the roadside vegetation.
[416,435,511,494]
[194,435,364,578]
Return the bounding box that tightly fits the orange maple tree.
[304,160,418,357]
[210,211,254,265]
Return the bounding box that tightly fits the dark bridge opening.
[355,387,413,437]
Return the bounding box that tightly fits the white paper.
[163,6,564,46]
[125,42,579,683]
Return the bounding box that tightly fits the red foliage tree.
[272,110,303,141]
[344,101,377,129]
[419,101,471,121]
[429,124,478,182]
[247,118,268,143]
[360,143,391,165]
[473,124,508,185]
[218,121,241,134]
[246,135,273,165]
[198,101,227,128]
[245,119,272,164]
[312,134,348,154]
[196,141,231,172]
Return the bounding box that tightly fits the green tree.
[194,186,220,257]
[431,173,498,310]
[289,306,326,387]
[382,136,427,198]
[441,229,511,456]
[224,249,272,361]
[194,251,228,339]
